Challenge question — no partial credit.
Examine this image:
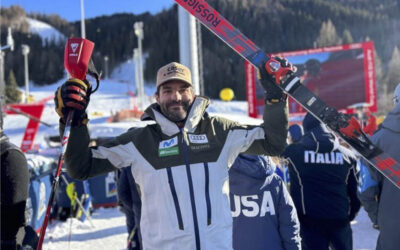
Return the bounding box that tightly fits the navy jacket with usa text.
[229,154,301,250]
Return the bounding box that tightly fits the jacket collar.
[141,96,210,136]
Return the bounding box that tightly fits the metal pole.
[104,56,109,79]
[134,22,144,110]
[0,52,5,97]
[80,0,86,38]
[178,7,200,95]
[22,45,30,103]
[37,111,74,250]
[60,174,94,228]
[196,21,204,96]
[133,49,140,97]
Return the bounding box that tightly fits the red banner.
[246,41,378,118]
[4,103,45,152]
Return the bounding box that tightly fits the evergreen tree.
[386,46,400,92]
[374,49,388,114]
[5,70,21,103]
[315,19,342,47]
[342,29,354,44]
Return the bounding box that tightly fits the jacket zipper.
[166,167,184,230]
[182,130,201,250]
[203,162,212,225]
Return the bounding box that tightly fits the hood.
[382,103,400,133]
[301,114,357,162]
[140,96,210,136]
[301,113,335,152]
[289,124,303,143]
[230,154,275,180]
[301,129,336,152]
[303,113,320,133]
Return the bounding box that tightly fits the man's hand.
[54,78,92,125]
[259,56,296,104]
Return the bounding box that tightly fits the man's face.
[156,81,194,122]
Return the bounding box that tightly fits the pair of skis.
[174,0,400,189]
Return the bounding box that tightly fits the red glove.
[259,56,296,103]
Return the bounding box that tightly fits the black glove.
[54,78,92,126]
[259,56,296,103]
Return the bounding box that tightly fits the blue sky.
[3,0,175,21]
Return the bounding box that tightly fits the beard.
[160,99,192,122]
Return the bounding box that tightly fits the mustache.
[166,100,189,109]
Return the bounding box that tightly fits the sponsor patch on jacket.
[159,137,179,157]
[188,134,208,144]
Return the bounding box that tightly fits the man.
[54,60,293,249]
[282,113,360,250]
[358,83,400,250]
[229,154,301,250]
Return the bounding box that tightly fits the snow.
[41,207,377,250]
[44,207,128,250]
[27,17,66,44]
[3,78,378,249]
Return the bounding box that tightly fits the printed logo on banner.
[188,134,208,144]
[159,137,179,157]
[105,172,117,198]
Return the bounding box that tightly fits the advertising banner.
[245,42,377,118]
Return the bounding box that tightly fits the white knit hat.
[394,83,400,105]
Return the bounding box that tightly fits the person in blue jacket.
[229,154,301,250]
[117,167,142,250]
[275,124,304,184]
[282,113,360,250]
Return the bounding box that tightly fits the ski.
[174,0,400,189]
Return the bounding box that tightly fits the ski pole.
[37,37,97,250]
[60,173,95,228]
[37,110,74,250]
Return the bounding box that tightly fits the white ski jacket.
[63,96,288,250]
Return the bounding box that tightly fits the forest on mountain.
[1,0,400,111]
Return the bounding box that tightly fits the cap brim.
[158,77,192,88]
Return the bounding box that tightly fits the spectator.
[282,113,360,250]
[358,83,400,250]
[1,111,38,249]
[117,167,142,250]
[229,154,301,250]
